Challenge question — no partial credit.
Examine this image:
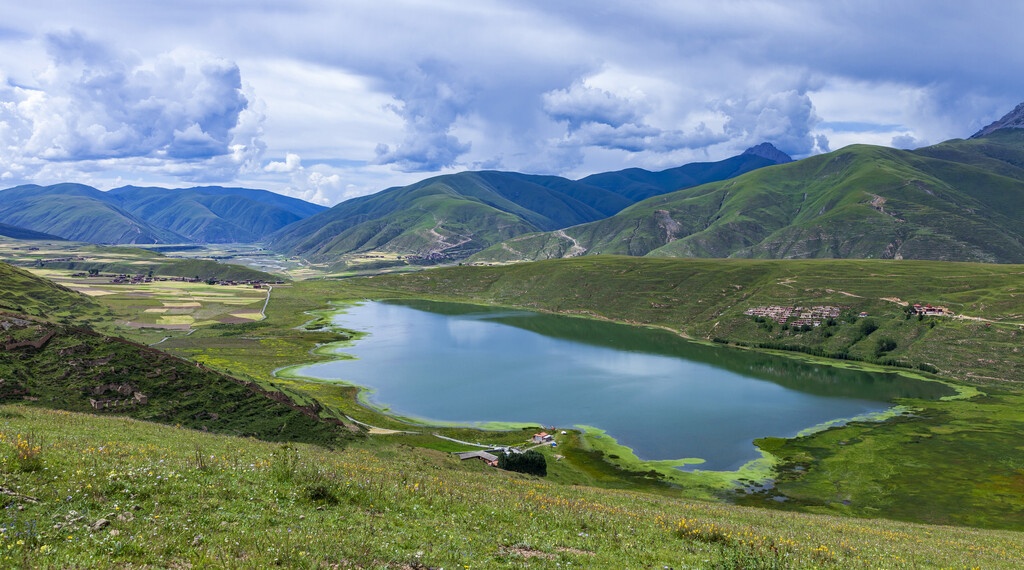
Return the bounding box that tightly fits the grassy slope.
[337,257,1024,528]
[105,188,308,243]
[266,171,622,261]
[1,406,1020,568]
[580,153,781,201]
[0,260,356,446]
[267,156,785,262]
[0,223,66,241]
[474,132,1024,263]
[0,262,111,323]
[0,318,355,447]
[0,185,186,244]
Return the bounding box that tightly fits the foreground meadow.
[1,406,1021,569]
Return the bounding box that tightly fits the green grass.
[301,257,1024,527]
[5,252,1024,562]
[95,255,1023,529]
[474,131,1024,263]
[1,405,1020,568]
[363,256,1024,383]
[0,316,357,447]
[0,262,112,324]
[0,184,185,244]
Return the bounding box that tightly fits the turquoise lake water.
[298,300,952,470]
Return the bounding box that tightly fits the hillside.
[580,147,786,202]
[105,185,328,243]
[0,183,326,245]
[0,222,66,241]
[0,318,355,446]
[266,146,790,261]
[474,129,1024,263]
[3,406,1019,568]
[334,257,1024,528]
[0,261,110,322]
[0,184,187,244]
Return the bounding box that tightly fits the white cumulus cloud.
[0,30,265,185]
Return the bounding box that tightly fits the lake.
[297,300,953,470]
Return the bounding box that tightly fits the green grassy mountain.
[0,183,327,245]
[475,129,1024,263]
[0,222,66,241]
[267,147,789,261]
[105,185,328,243]
[579,145,788,202]
[0,184,188,244]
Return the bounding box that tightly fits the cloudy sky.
[1,1,1022,205]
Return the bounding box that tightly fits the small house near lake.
[456,450,499,466]
[533,432,554,444]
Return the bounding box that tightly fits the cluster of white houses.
[744,305,842,327]
[745,303,952,326]
[912,304,951,316]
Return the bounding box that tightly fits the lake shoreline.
[274,297,966,486]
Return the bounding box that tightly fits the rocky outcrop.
[2,330,55,351]
[971,101,1024,138]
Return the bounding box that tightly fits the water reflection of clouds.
[314,301,908,469]
[445,317,496,347]
[567,348,683,379]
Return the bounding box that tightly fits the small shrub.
[305,483,339,505]
[271,445,303,483]
[859,319,879,337]
[191,445,210,472]
[875,337,897,356]
[8,432,43,472]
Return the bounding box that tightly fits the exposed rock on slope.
[971,101,1024,138]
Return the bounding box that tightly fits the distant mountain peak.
[970,101,1024,139]
[741,142,793,164]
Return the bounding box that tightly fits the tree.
[497,450,546,476]
[875,337,897,356]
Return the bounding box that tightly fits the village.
[743,305,842,327]
[66,271,285,288]
[453,429,564,468]
[744,302,952,327]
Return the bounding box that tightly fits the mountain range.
[4,101,1024,265]
[266,145,789,260]
[0,184,327,244]
[472,128,1024,264]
